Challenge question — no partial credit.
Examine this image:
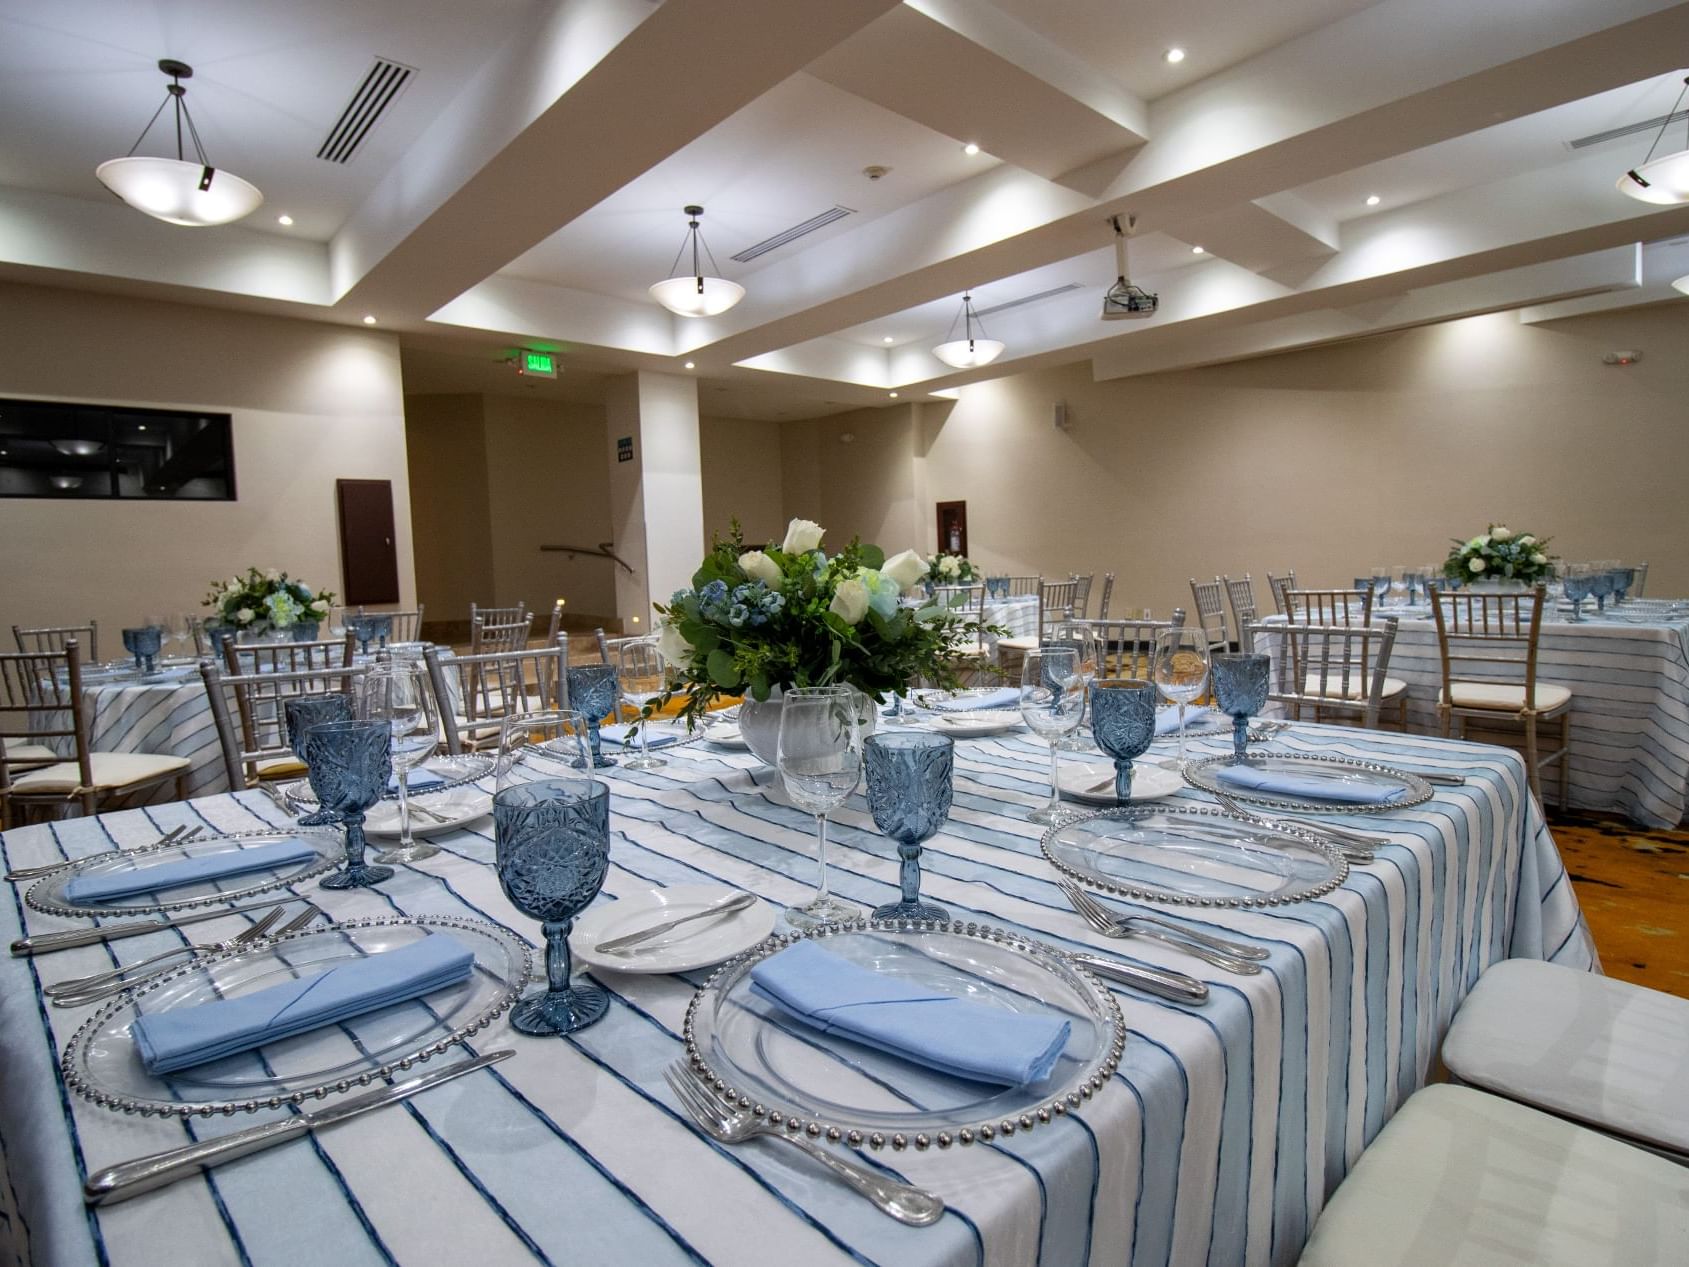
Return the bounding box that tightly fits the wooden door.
[336,479,400,604]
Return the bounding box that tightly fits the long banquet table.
[0,722,1595,1267]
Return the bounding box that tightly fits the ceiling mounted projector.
[1102,214,1158,320]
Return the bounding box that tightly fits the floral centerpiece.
[204,568,335,637]
[1442,525,1554,586]
[654,519,991,756]
[926,551,982,584]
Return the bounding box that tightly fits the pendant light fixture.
[648,205,745,317]
[931,292,1004,369]
[96,59,263,227]
[1617,77,1689,205]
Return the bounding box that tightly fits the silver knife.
[1068,951,1209,1003]
[5,825,192,883]
[11,897,300,957]
[596,892,757,954]
[83,1049,514,1205]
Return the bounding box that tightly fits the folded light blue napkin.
[1215,763,1406,804]
[748,940,1070,1087]
[63,839,318,903]
[132,933,476,1075]
[928,686,1020,712]
[1154,705,1216,735]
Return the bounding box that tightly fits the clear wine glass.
[1049,621,1102,751]
[494,711,589,792]
[1389,566,1411,607]
[358,660,441,865]
[777,686,862,929]
[1020,646,1085,825]
[1152,627,1211,764]
[617,638,671,771]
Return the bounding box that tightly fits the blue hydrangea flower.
[727,603,750,628]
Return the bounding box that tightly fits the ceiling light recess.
[931,292,1004,369]
[1102,214,1158,320]
[650,205,745,317]
[1617,76,1689,205]
[95,59,262,227]
[1164,47,1186,64]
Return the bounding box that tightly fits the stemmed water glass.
[1562,565,1593,620]
[494,711,589,790]
[776,686,862,929]
[865,732,953,924]
[565,664,620,768]
[1089,678,1158,801]
[617,638,671,770]
[283,692,352,826]
[1612,566,1636,606]
[1211,653,1271,763]
[1020,646,1086,825]
[493,777,611,1036]
[301,719,393,889]
[348,613,390,655]
[1152,627,1211,764]
[358,660,441,864]
[1590,565,1616,614]
[1049,621,1102,751]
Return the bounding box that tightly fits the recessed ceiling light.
[1191,244,1205,254]
[362,315,377,325]
[1164,47,1186,64]
[888,391,899,398]
[277,214,293,226]
[882,335,895,344]
[138,424,147,431]
[962,142,980,156]
[684,361,696,370]
[1365,194,1381,207]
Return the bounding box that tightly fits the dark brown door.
[336,479,400,604]
[936,501,968,557]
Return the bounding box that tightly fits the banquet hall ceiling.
[3,0,1689,418]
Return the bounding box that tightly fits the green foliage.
[1441,525,1555,585]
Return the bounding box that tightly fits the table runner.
[0,722,1594,1267]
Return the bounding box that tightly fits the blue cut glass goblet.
[865,732,952,924]
[347,614,391,655]
[1612,567,1635,605]
[301,719,393,889]
[1089,678,1157,800]
[565,664,620,768]
[283,693,352,825]
[1590,569,1615,614]
[494,778,611,1036]
[122,626,163,673]
[1211,653,1271,764]
[1561,569,1591,620]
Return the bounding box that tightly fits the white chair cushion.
[1442,959,1689,1156]
[1299,1084,1689,1266]
[1442,681,1572,712]
[995,635,1040,651]
[1300,674,1408,701]
[4,743,59,765]
[254,756,306,778]
[12,751,191,794]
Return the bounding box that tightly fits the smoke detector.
[862,165,891,181]
[1102,214,1158,320]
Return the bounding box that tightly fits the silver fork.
[1058,879,1264,975]
[48,907,318,1007]
[1212,790,1384,859]
[663,1062,945,1227]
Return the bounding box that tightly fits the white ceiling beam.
[428,275,678,358]
[1183,194,1341,273]
[1516,239,1689,322]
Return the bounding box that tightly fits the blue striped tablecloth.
[1260,605,1689,826]
[0,722,1595,1267]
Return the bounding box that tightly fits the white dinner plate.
[571,885,776,974]
[1058,760,1184,805]
[901,709,1023,738]
[703,723,749,749]
[363,785,492,837]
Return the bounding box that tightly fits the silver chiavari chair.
[1188,577,1229,654]
[1095,572,1115,620]
[469,602,528,630]
[930,583,992,684]
[384,606,426,643]
[1249,618,1401,730]
[1073,610,1187,679]
[1222,575,1259,651]
[1070,573,1095,620]
[1266,571,1299,615]
[424,640,571,755]
[199,659,369,791]
[221,632,356,674]
[13,621,98,662]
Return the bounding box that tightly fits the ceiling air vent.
[1567,109,1689,151]
[317,58,415,163]
[974,283,1082,318]
[729,206,855,262]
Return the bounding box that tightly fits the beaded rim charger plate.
[1041,805,1348,908]
[681,920,1123,1153]
[282,752,495,807]
[61,915,529,1118]
[1181,752,1433,815]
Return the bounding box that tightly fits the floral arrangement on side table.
[204,568,335,637]
[654,518,990,736]
[1442,525,1554,586]
[926,551,982,584]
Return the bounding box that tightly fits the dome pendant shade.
[96,60,262,227]
[1671,274,1689,296]
[96,157,263,227]
[650,204,744,317]
[1616,150,1689,205]
[931,337,1005,369]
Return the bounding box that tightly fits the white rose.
[1518,535,1536,547]
[310,598,329,613]
[737,550,783,587]
[1470,535,1490,549]
[781,518,825,554]
[1468,557,1486,573]
[882,548,929,591]
[828,577,870,624]
[939,556,959,577]
[1491,526,1513,542]
[235,607,256,623]
[1531,552,1548,565]
[654,618,694,668]
[264,567,283,581]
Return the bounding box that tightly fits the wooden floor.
[1552,810,1689,997]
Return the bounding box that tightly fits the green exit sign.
[518,351,557,378]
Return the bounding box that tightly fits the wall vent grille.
[1567,109,1689,151]
[973,283,1083,318]
[729,206,855,262]
[317,58,415,163]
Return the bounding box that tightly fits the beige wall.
[700,414,786,547]
[781,304,1689,618]
[404,394,492,622]
[0,282,415,641]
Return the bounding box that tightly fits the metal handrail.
[540,542,635,575]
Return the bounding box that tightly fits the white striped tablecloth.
[1260,605,1689,827]
[0,722,1595,1267]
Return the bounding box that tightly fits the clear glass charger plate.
[1181,752,1432,815]
[25,828,343,918]
[1041,805,1348,908]
[282,752,495,806]
[682,921,1123,1153]
[61,915,530,1117]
